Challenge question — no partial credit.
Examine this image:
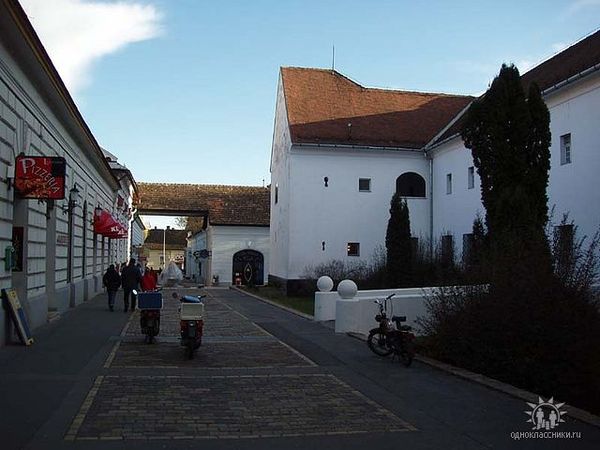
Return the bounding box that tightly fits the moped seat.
[181,295,202,303]
[392,315,406,322]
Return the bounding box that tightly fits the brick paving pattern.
[109,340,312,368]
[75,374,414,439]
[66,288,414,441]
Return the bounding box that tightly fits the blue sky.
[21,0,600,191]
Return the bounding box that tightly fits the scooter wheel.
[185,344,194,359]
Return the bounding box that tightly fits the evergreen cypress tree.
[461,64,551,272]
[385,193,412,287]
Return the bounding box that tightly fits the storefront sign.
[14,156,66,199]
[56,232,69,246]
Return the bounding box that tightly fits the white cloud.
[19,0,163,96]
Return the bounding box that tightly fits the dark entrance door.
[232,250,264,286]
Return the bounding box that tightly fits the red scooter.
[173,293,206,359]
[136,289,162,344]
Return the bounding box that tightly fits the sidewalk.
[0,291,129,450]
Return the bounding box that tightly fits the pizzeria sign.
[14,156,66,200]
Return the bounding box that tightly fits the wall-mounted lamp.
[61,184,81,214]
[90,205,102,225]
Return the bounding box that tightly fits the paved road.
[1,288,599,449]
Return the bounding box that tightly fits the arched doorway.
[232,250,264,286]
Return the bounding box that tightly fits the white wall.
[545,73,600,242]
[186,230,207,283]
[287,147,430,279]
[430,71,600,259]
[269,74,292,279]
[0,21,119,343]
[209,225,270,285]
[430,139,483,258]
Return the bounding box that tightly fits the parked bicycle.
[367,293,416,366]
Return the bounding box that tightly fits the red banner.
[15,156,66,199]
[94,209,128,239]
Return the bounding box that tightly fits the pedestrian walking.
[121,258,142,312]
[102,264,121,312]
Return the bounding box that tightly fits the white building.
[0,1,132,345]
[138,183,270,286]
[270,31,600,294]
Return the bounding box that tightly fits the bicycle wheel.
[367,329,393,357]
[399,339,415,367]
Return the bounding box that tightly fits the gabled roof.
[281,67,473,149]
[144,229,187,248]
[138,183,270,226]
[429,29,600,149]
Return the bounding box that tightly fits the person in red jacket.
[140,267,157,291]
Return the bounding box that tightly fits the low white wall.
[316,286,438,336]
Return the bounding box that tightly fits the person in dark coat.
[121,258,142,312]
[102,264,121,312]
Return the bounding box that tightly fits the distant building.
[141,227,187,270]
[138,183,270,286]
[269,31,600,293]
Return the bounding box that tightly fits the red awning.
[94,209,128,239]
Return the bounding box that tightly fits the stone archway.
[232,250,264,286]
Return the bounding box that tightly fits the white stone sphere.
[337,279,358,299]
[317,276,334,292]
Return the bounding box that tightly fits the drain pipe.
[428,153,434,260]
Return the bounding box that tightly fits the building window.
[462,233,474,265]
[347,242,360,256]
[359,178,371,192]
[410,237,419,255]
[446,173,452,194]
[560,133,571,165]
[467,167,475,189]
[396,172,426,197]
[554,224,574,263]
[441,235,454,265]
[274,184,278,204]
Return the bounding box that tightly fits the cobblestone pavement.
[68,374,413,440]
[65,288,415,442]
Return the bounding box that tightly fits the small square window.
[446,173,452,194]
[359,178,371,192]
[560,134,571,165]
[347,242,360,256]
[467,167,475,189]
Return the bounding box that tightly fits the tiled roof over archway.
[137,183,270,226]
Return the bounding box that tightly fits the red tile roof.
[137,183,270,226]
[521,30,600,93]
[431,30,600,148]
[281,67,473,149]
